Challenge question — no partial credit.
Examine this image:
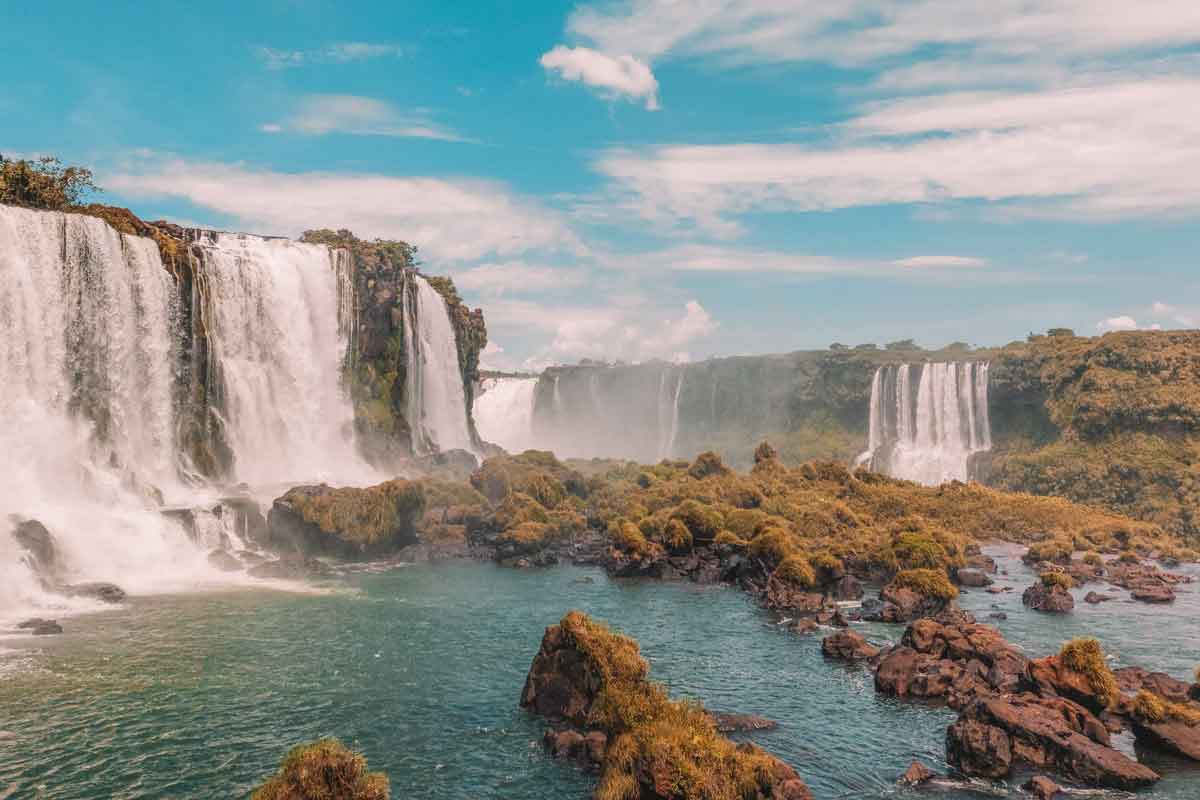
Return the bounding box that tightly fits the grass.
[1132,690,1200,726]
[891,568,959,601]
[1059,638,1119,709]
[251,739,389,800]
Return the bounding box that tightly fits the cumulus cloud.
[107,158,579,262]
[1096,315,1161,332]
[540,45,659,109]
[255,42,402,69]
[451,261,587,295]
[261,94,466,142]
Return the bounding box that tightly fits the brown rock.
[821,630,880,663]
[900,760,935,785]
[1132,718,1200,762]
[1114,667,1193,703]
[957,568,993,587]
[1131,584,1175,603]
[1084,591,1114,604]
[520,624,602,727]
[1023,775,1062,799]
[945,716,1012,778]
[1022,582,1074,613]
[710,712,779,733]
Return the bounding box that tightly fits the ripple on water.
[0,562,1196,799]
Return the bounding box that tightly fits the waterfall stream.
[474,376,538,454]
[404,274,475,455]
[856,361,992,484]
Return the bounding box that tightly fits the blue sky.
[4,1,1199,370]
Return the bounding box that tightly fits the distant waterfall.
[657,367,684,461]
[0,206,225,618]
[856,362,992,484]
[474,376,537,453]
[404,274,474,455]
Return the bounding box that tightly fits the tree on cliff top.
[0,154,99,210]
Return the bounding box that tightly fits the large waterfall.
[193,231,376,486]
[0,206,226,618]
[856,361,992,485]
[404,274,475,455]
[474,376,538,454]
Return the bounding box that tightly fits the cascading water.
[856,361,992,485]
[193,231,375,486]
[0,206,227,619]
[473,376,538,454]
[404,274,475,455]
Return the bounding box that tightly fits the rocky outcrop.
[1022,581,1075,613]
[821,630,879,663]
[17,618,63,636]
[522,611,813,800]
[946,695,1158,789]
[10,518,62,578]
[266,480,425,559]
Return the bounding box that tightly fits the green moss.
[663,518,693,553]
[772,555,816,589]
[748,528,794,567]
[890,531,952,571]
[1040,571,1074,589]
[251,739,389,800]
[287,480,425,548]
[671,499,724,542]
[1059,638,1119,709]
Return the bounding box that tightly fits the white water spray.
[473,377,537,453]
[405,274,474,455]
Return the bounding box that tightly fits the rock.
[63,582,126,603]
[1027,655,1113,716]
[832,574,863,600]
[542,727,606,768]
[710,712,779,733]
[1114,667,1193,703]
[947,695,1158,789]
[762,576,824,614]
[1131,584,1175,603]
[988,612,1007,620]
[207,549,242,572]
[986,586,1005,594]
[1084,591,1115,604]
[247,556,331,580]
[16,618,62,635]
[792,618,819,635]
[10,518,62,578]
[1022,582,1074,613]
[266,480,424,559]
[900,760,935,785]
[965,554,997,573]
[957,568,993,588]
[821,630,880,663]
[1023,775,1063,799]
[1132,718,1200,761]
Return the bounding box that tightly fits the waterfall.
[193,231,375,486]
[474,376,537,453]
[857,361,992,485]
[405,274,474,455]
[658,368,684,461]
[0,206,227,619]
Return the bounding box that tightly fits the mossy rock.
[267,480,425,559]
[251,738,388,800]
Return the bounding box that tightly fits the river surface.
[0,550,1197,799]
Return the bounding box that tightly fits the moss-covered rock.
[267,480,426,559]
[251,738,389,800]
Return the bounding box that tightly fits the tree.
[853,343,878,351]
[0,154,99,210]
[829,342,849,351]
[1047,328,1076,338]
[885,339,921,351]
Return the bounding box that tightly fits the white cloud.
[255,42,402,69]
[259,123,283,133]
[893,256,988,269]
[451,261,587,295]
[1096,315,1161,332]
[595,77,1200,231]
[566,1,1200,67]
[263,94,466,142]
[1150,301,1198,327]
[107,158,579,262]
[540,46,659,109]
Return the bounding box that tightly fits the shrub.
[286,480,425,549]
[713,530,747,549]
[1082,551,1104,567]
[0,155,99,210]
[251,739,389,800]
[754,441,778,463]
[809,551,845,583]
[497,522,554,554]
[1059,638,1119,709]
[748,528,794,567]
[891,531,951,571]
[671,499,724,542]
[688,451,730,479]
[1116,550,1142,565]
[1025,539,1073,564]
[1132,689,1200,726]
[1040,571,1074,590]
[610,520,656,558]
[663,518,693,553]
[892,569,959,601]
[772,555,816,589]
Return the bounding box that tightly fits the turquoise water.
[0,558,1196,799]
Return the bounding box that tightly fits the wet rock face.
[63,582,126,604]
[900,760,935,785]
[1023,775,1063,799]
[17,618,63,636]
[1022,581,1075,613]
[821,630,880,663]
[520,622,603,728]
[1132,718,1200,762]
[10,518,62,578]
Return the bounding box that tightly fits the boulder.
[10,518,62,578]
[266,480,425,559]
[1114,667,1193,703]
[542,728,606,769]
[1131,718,1200,761]
[17,618,62,635]
[1084,591,1115,604]
[956,568,993,588]
[1130,584,1175,604]
[821,630,880,663]
[832,574,864,600]
[900,760,935,785]
[946,695,1158,789]
[1023,775,1063,799]
[1022,582,1074,613]
[63,582,126,603]
[710,712,779,733]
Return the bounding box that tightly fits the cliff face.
[986,331,1200,542]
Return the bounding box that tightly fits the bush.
[610,520,656,558]
[1116,550,1142,565]
[1040,571,1074,590]
[1132,689,1200,726]
[1082,551,1103,567]
[1025,539,1073,564]
[748,528,794,567]
[663,518,693,553]
[251,739,389,800]
[891,531,951,571]
[688,451,730,479]
[772,555,816,589]
[671,499,724,542]
[753,441,778,464]
[1059,638,1119,709]
[713,530,747,549]
[0,155,99,210]
[892,568,959,601]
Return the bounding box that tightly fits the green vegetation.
[1039,571,1074,590]
[0,154,98,210]
[1132,690,1200,726]
[287,480,425,549]
[891,569,959,601]
[1059,638,1119,710]
[772,555,816,589]
[251,739,389,800]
